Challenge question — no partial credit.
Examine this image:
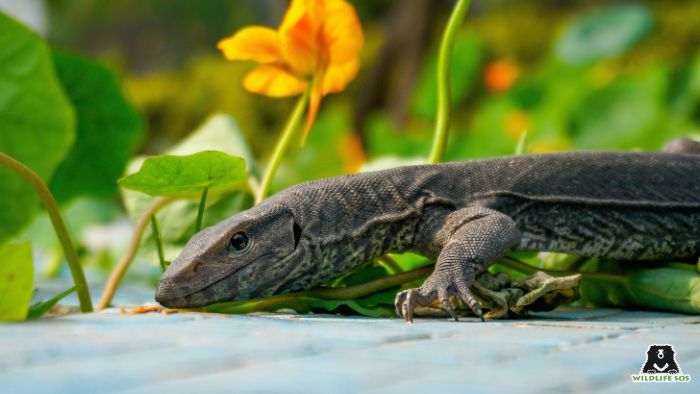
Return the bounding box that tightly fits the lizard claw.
[394,289,427,323]
[394,270,484,322]
[438,287,458,321]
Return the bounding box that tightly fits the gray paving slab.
[1,307,698,394]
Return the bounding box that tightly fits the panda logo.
[641,345,681,375]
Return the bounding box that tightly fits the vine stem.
[199,265,434,314]
[97,196,175,310]
[376,255,403,274]
[428,0,472,164]
[306,265,433,299]
[256,87,310,204]
[0,152,93,312]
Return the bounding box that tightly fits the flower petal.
[322,0,364,67]
[279,0,324,75]
[217,26,282,63]
[243,65,308,97]
[322,59,359,95]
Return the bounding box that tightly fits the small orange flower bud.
[484,60,520,92]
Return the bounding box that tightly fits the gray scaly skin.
[156,143,700,321]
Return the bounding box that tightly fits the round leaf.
[0,12,75,242]
[119,150,247,196]
[49,50,143,203]
[556,5,652,65]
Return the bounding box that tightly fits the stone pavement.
[1,305,698,393]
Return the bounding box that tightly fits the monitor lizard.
[155,140,700,322]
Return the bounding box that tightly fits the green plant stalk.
[150,214,167,272]
[195,186,209,232]
[0,152,93,312]
[98,186,249,310]
[97,196,175,310]
[256,87,310,204]
[428,0,472,164]
[377,255,403,274]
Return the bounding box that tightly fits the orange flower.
[217,0,363,140]
[484,60,520,92]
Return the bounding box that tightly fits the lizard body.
[156,150,700,320]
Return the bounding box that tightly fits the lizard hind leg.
[395,206,521,322]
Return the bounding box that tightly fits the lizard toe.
[456,283,485,321]
[394,288,435,322]
[394,291,407,319]
[437,287,458,321]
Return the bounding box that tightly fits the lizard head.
[155,202,307,308]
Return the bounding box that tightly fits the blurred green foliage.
[50,50,142,203]
[2,1,700,317]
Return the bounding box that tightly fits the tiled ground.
[1,283,698,393]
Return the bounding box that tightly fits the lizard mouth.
[155,267,242,308]
[155,250,299,308]
[155,257,254,308]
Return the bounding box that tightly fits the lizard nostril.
[191,262,202,274]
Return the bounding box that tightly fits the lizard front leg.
[395,206,521,322]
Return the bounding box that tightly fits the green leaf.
[49,50,143,203]
[0,241,33,322]
[0,12,75,242]
[27,286,76,320]
[555,4,652,65]
[119,150,247,197]
[122,115,255,264]
[581,267,700,315]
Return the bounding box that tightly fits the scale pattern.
[156,151,700,312]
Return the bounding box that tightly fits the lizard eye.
[229,232,250,253]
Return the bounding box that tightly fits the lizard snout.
[155,257,205,307]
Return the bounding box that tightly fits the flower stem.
[150,214,166,272]
[0,152,93,312]
[97,196,175,310]
[428,0,472,164]
[256,88,310,204]
[195,186,209,232]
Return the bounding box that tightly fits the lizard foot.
[394,270,483,323]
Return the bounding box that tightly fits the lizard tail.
[662,137,700,155]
